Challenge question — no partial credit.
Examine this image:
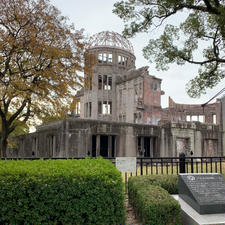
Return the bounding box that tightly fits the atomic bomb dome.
[10,29,224,160]
[88,31,134,54]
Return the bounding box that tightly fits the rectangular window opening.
[103,75,108,90]
[108,53,112,63]
[98,101,102,114]
[144,137,150,157]
[103,53,107,63]
[98,75,102,90]
[122,56,125,65]
[89,102,92,117]
[199,115,205,123]
[108,76,112,90]
[100,135,108,157]
[118,55,122,64]
[103,101,112,115]
[186,115,191,121]
[98,53,103,63]
[213,114,216,124]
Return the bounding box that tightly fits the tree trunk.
[0,121,9,158]
[0,136,8,158]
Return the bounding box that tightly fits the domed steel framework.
[88,31,134,54]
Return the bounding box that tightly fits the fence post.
[140,158,143,175]
[179,152,186,173]
[191,158,194,173]
[191,151,194,173]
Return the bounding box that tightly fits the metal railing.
[137,156,225,175]
[121,155,225,184]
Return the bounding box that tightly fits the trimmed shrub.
[128,176,181,225]
[0,158,125,225]
[130,174,178,194]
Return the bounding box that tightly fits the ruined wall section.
[143,73,164,125]
[116,67,165,125]
[159,120,221,157]
[163,97,217,123]
[116,70,144,123]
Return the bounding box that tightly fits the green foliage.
[130,174,178,194]
[113,0,225,97]
[0,158,126,225]
[128,175,181,225]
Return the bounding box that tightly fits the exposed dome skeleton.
[88,31,134,54]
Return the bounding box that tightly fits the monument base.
[173,195,225,225]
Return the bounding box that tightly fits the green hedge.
[128,176,181,225]
[131,174,178,194]
[0,158,125,225]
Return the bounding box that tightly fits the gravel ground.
[125,195,142,225]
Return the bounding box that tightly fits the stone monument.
[179,173,225,214]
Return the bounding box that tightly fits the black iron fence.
[119,155,224,184]
[138,156,225,175]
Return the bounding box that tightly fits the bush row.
[131,174,179,194]
[128,175,181,225]
[0,158,126,225]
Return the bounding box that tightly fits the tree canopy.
[0,0,86,156]
[113,0,225,97]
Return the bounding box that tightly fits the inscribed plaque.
[179,173,225,214]
[116,157,137,173]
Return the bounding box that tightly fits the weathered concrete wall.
[159,120,221,157]
[10,118,161,158]
[9,118,222,158]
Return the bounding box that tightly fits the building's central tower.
[78,31,136,121]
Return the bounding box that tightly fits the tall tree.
[0,0,86,157]
[113,0,225,97]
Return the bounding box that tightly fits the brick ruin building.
[9,31,225,158]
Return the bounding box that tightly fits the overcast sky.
[51,0,224,108]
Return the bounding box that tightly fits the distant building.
[9,31,225,158]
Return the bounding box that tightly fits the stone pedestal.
[173,195,225,225]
